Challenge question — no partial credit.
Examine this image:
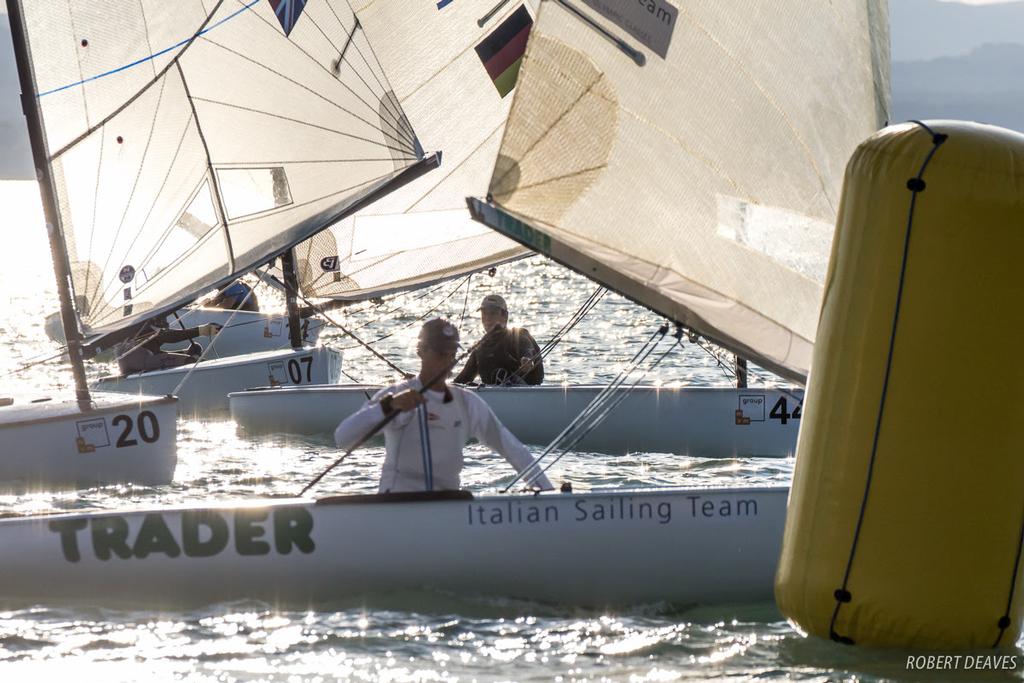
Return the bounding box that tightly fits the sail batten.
[14,0,429,338]
[472,0,890,383]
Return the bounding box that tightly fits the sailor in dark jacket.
[454,294,544,386]
[115,317,222,375]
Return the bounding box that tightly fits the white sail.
[292,0,538,300]
[17,0,431,338]
[469,0,891,383]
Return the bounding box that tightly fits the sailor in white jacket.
[334,318,554,493]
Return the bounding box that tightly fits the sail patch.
[475,5,533,97]
[268,0,308,36]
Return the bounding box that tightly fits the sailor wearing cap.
[453,294,544,386]
[333,318,554,493]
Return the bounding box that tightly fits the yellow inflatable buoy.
[776,121,1024,650]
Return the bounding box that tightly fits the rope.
[171,272,263,396]
[501,324,675,492]
[498,285,606,386]
[1,346,69,378]
[333,275,470,353]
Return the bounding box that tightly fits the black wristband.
[379,393,395,416]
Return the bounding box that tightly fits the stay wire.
[171,273,264,396]
[333,275,471,354]
[277,275,415,379]
[2,346,70,378]
[499,286,606,386]
[501,324,670,492]
[533,331,684,484]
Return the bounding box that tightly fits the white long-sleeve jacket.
[333,378,555,493]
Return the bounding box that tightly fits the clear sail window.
[137,180,220,285]
[217,167,293,220]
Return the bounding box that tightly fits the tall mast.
[7,0,92,407]
[280,249,304,349]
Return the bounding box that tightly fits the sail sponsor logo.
[467,495,757,528]
[581,0,677,59]
[49,507,315,563]
[736,394,765,425]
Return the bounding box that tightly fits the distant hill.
[892,42,1024,132]
[891,0,1024,61]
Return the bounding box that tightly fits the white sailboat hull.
[229,384,802,456]
[94,347,342,417]
[46,309,325,361]
[160,308,325,359]
[0,393,177,489]
[0,486,786,608]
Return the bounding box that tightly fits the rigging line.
[459,273,473,327]
[191,38,415,154]
[171,269,264,396]
[287,284,412,377]
[500,285,606,386]
[336,276,471,351]
[541,327,670,454]
[1,348,70,378]
[535,334,684,481]
[828,121,947,645]
[332,280,457,333]
[188,96,413,156]
[502,325,668,491]
[502,330,666,492]
[47,0,235,160]
[339,368,374,401]
[90,76,171,299]
[537,287,605,357]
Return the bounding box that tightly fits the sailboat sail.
[469,0,891,383]
[14,0,432,340]
[290,0,538,300]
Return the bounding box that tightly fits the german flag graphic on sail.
[475,5,533,98]
[269,0,308,36]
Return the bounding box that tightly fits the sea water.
[0,181,1017,681]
